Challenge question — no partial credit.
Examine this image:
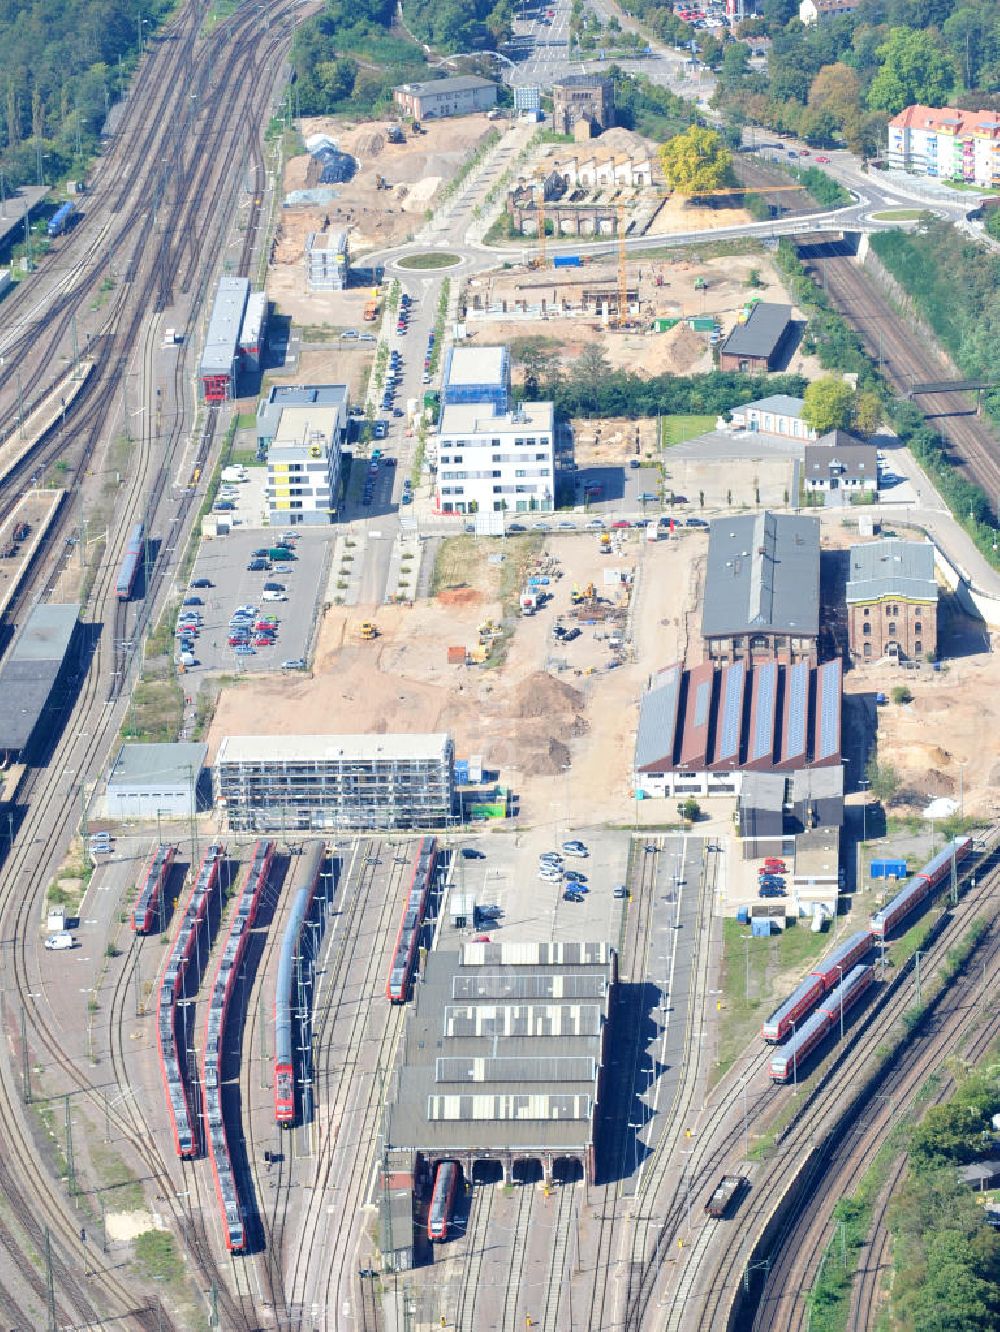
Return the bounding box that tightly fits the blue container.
[751,918,773,937]
[871,858,907,880]
[736,906,749,924]
[553,255,582,269]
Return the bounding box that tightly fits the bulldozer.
[358,621,378,641]
[478,619,502,644]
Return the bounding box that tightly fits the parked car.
[282,658,307,671]
[613,884,628,899]
[45,933,75,950]
[190,578,213,589]
[179,651,197,667]
[762,858,786,872]
[563,890,585,903]
[562,627,581,643]
[562,840,588,857]
[182,596,203,606]
[461,848,486,860]
[247,558,269,572]
[685,517,709,528]
[563,869,587,883]
[759,885,786,898]
[611,520,630,529]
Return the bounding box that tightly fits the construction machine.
[358,621,378,641]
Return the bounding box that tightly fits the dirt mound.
[354,131,385,158]
[662,321,709,373]
[511,671,585,720]
[438,587,482,606]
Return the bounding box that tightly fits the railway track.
[801,236,1000,516]
[0,3,313,1319]
[636,844,1000,1332]
[539,1182,575,1332]
[454,1179,496,1332]
[753,917,1000,1332]
[501,1179,536,1332]
[281,840,414,1327]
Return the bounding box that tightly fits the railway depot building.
[702,511,820,666]
[213,733,455,831]
[392,75,497,120]
[0,602,80,762]
[846,538,938,662]
[385,941,616,1192]
[199,275,250,403]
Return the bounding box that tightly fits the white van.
[262,590,287,603]
[45,932,75,951]
[179,651,197,668]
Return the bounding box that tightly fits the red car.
[798,148,811,156]
[254,635,275,648]
[228,634,249,647]
[611,519,630,529]
[815,155,830,164]
[760,859,787,873]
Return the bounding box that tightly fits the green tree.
[865,756,899,803]
[658,126,732,199]
[891,685,913,704]
[868,28,958,114]
[677,797,701,822]
[802,376,855,433]
[807,62,862,138]
[853,388,884,435]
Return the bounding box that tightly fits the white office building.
[264,390,349,526]
[436,401,555,515]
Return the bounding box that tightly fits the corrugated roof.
[702,511,819,639]
[435,1056,596,1083]
[0,603,79,752]
[200,276,249,377]
[634,664,682,770]
[846,538,937,604]
[721,303,792,359]
[732,394,805,418]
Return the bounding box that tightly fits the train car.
[870,837,973,940]
[156,842,225,1157]
[47,201,77,238]
[809,929,873,993]
[202,840,275,1252]
[427,1161,459,1242]
[132,844,176,934]
[761,973,825,1043]
[769,965,873,1083]
[386,836,438,1004]
[275,841,326,1126]
[115,522,146,600]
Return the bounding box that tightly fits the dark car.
[461,848,486,860]
[685,517,709,528]
[759,885,786,898]
[667,494,689,505]
[190,578,213,589]
[562,627,581,642]
[183,596,203,606]
[563,890,585,903]
[508,522,527,533]
[247,558,269,572]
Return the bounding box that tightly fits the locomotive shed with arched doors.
[384,941,617,1199]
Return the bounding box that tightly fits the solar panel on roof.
[717,661,745,760]
[751,661,777,761]
[817,660,841,759]
[784,661,808,759]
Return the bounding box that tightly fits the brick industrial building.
[551,75,614,137]
[846,538,938,662]
[719,303,794,373]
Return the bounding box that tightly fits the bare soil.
[207,530,702,826]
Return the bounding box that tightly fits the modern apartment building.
[436,400,555,515]
[887,105,1000,188]
[214,733,456,832]
[259,385,349,526]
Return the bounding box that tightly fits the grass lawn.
[397,252,461,270]
[713,917,831,1085]
[661,414,716,447]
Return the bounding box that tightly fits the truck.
[387,125,405,144]
[553,255,582,269]
[363,299,379,322]
[519,591,538,616]
[47,201,77,238]
[705,1175,745,1220]
[267,546,296,562]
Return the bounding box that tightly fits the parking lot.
[211,467,270,530]
[181,527,333,674]
[448,823,633,947]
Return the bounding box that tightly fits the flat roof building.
[437,401,555,516]
[385,940,616,1189]
[238,291,269,372]
[719,303,794,373]
[443,345,510,412]
[846,538,938,663]
[200,275,250,403]
[105,742,207,820]
[214,733,455,832]
[702,511,820,665]
[393,76,497,121]
[0,602,79,759]
[305,231,349,291]
[264,393,349,526]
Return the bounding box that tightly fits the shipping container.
[553,255,582,269]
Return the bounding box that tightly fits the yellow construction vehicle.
[358,621,378,641]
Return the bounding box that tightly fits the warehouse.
[702,511,820,666]
[213,733,455,831]
[238,291,269,372]
[385,940,616,1192]
[0,602,79,761]
[633,656,842,798]
[104,742,207,821]
[846,537,937,662]
[718,302,794,373]
[199,275,249,402]
[392,75,497,120]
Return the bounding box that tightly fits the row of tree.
[704,0,1000,152]
[1,0,173,190]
